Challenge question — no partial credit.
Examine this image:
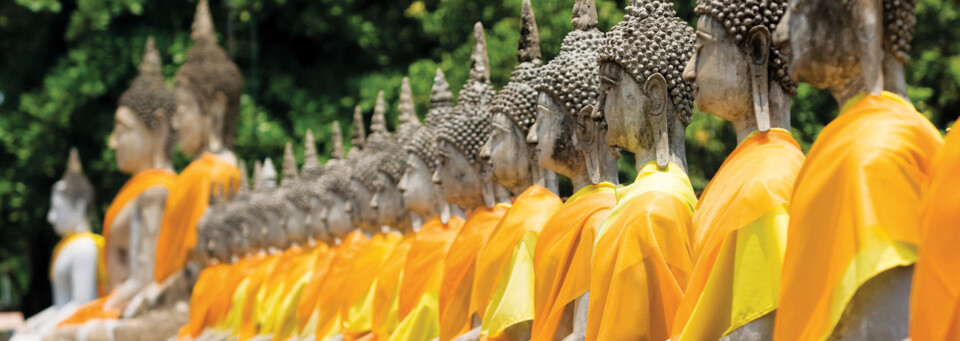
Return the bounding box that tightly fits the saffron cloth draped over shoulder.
[438,204,509,341]
[910,126,960,341]
[672,128,804,341]
[154,152,239,283]
[314,230,369,339]
[103,169,176,285]
[388,216,463,341]
[531,183,615,341]
[587,161,697,341]
[370,233,415,340]
[340,231,403,340]
[773,91,943,341]
[473,185,562,338]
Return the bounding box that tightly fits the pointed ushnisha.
[535,0,604,117]
[398,77,419,126]
[371,91,387,134]
[238,158,250,193]
[352,106,366,149]
[140,37,162,75]
[518,0,542,63]
[192,0,216,42]
[59,147,95,204]
[260,158,278,189]
[470,22,491,83]
[65,147,83,176]
[282,142,298,186]
[331,121,345,160]
[301,130,321,178]
[119,37,175,131]
[253,159,263,190]
[571,0,599,31]
[429,69,453,110]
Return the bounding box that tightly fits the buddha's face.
[480,113,532,194]
[47,183,88,236]
[208,230,231,263]
[236,212,263,252]
[597,63,650,152]
[682,17,754,124]
[283,200,307,245]
[325,193,353,239]
[530,92,583,177]
[773,0,863,89]
[109,106,165,174]
[227,219,250,257]
[172,87,207,157]
[348,180,377,232]
[399,154,439,218]
[434,142,485,209]
[306,197,332,243]
[371,172,407,229]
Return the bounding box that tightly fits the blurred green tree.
[0,0,956,314]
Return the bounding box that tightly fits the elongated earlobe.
[643,74,670,168]
[748,26,772,132]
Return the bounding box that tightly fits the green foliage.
[0,0,957,313]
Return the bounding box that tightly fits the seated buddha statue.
[771,0,942,339]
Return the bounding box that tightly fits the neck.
[634,133,687,173]
[70,220,91,235]
[883,55,909,101]
[567,171,594,193]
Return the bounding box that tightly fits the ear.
[644,73,670,168]
[747,26,771,132]
[209,91,228,125]
[578,104,603,184]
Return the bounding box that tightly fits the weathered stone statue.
[478,1,615,340]
[771,0,942,340]
[586,1,699,340]
[350,93,391,235]
[154,0,242,293]
[17,149,100,340]
[671,0,804,340]
[100,39,177,310]
[369,79,417,235]
[448,20,561,341]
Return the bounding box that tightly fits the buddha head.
[173,0,243,158]
[480,0,548,195]
[279,143,309,245]
[318,161,356,239]
[198,187,231,264]
[48,148,94,236]
[683,0,795,137]
[110,37,175,174]
[223,162,254,255]
[596,0,695,169]
[531,0,615,185]
[372,88,418,231]
[349,92,392,233]
[401,126,445,219]
[772,0,915,96]
[295,130,333,244]
[434,23,498,209]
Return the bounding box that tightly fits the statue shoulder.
[137,186,171,208]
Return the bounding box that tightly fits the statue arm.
[69,238,99,305]
[107,187,168,310]
[562,292,589,341]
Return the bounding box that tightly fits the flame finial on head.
[571,0,599,31]
[140,37,162,75]
[192,0,216,42]
[470,22,491,83]
[302,130,320,175]
[371,91,387,134]
[260,158,277,189]
[65,147,83,176]
[352,106,366,149]
[429,69,454,110]
[398,77,419,125]
[331,121,344,160]
[282,142,298,186]
[518,0,542,63]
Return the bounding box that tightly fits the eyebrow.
[492,122,510,131]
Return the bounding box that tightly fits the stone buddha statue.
[434,23,498,221]
[278,143,309,247]
[584,1,700,340]
[770,1,942,340]
[480,0,558,196]
[349,92,392,235]
[101,36,178,313]
[671,0,804,340]
[250,158,289,253]
[43,149,99,318]
[368,79,419,234]
[298,130,335,246]
[318,160,358,242]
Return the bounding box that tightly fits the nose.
[526,123,539,144]
[344,200,352,213]
[370,191,379,209]
[398,172,408,193]
[108,132,118,150]
[432,169,441,185]
[682,51,697,85]
[773,10,791,47]
[479,138,493,162]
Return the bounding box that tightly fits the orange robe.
[387,216,464,341]
[341,232,403,340]
[439,205,509,341]
[271,244,322,341]
[155,153,239,283]
[313,231,370,339]
[57,169,175,326]
[587,162,698,341]
[910,126,960,341]
[368,234,415,340]
[531,183,615,341]
[672,129,804,341]
[774,92,943,341]
[238,254,280,340]
[473,186,562,338]
[103,169,176,290]
[295,244,338,336]
[177,262,240,338]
